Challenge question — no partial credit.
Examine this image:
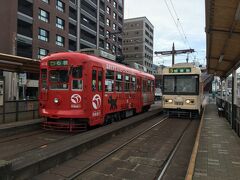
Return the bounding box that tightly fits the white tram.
[162,63,203,118]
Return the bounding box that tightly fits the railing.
[0,99,39,124]
[216,96,240,137]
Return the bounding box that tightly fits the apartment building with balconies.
[0,0,124,59]
[122,17,154,74]
[0,0,124,100]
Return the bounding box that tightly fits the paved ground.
[34,117,194,179]
[193,104,240,180]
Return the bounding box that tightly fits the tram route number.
[92,110,101,117]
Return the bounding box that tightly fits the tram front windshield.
[49,69,69,89]
[163,75,199,95]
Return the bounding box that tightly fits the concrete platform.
[1,109,161,179]
[0,118,43,138]
[187,104,240,180]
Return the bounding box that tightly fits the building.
[0,0,124,59]
[0,0,124,100]
[122,17,154,74]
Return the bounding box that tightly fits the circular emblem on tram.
[71,94,81,104]
[92,94,101,110]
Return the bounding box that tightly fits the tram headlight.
[185,99,194,104]
[186,99,191,104]
[53,98,59,104]
[165,99,173,103]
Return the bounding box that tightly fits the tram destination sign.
[49,60,68,66]
[169,67,191,73]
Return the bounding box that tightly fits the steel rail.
[67,115,169,180]
[157,120,193,180]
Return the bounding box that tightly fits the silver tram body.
[162,63,203,118]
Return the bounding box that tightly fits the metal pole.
[76,0,81,51]
[96,0,100,49]
[172,43,175,66]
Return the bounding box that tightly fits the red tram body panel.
[39,52,155,131]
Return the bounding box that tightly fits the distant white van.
[155,88,162,100]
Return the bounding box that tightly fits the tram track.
[156,119,193,179]
[0,130,74,161]
[34,115,199,180]
[67,116,169,180]
[62,118,198,180]
[1,108,161,180]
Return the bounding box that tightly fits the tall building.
[0,0,124,100]
[0,0,124,59]
[122,17,154,74]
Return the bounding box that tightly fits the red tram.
[39,52,155,131]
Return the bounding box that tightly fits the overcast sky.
[124,0,206,66]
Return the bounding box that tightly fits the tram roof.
[0,53,40,73]
[206,0,240,77]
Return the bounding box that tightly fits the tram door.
[91,67,103,119]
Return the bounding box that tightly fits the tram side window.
[142,80,147,92]
[132,76,136,91]
[98,71,102,91]
[72,66,82,78]
[92,70,97,91]
[147,80,151,92]
[105,70,114,92]
[124,75,130,92]
[137,78,141,91]
[72,66,83,90]
[151,80,154,93]
[116,72,122,92]
[41,69,47,89]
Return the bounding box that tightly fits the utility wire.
[169,0,194,60]
[164,0,195,60]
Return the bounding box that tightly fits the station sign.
[19,73,27,85]
[49,60,68,66]
[169,67,191,73]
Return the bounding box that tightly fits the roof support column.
[232,69,237,130]
[233,69,237,106]
[225,78,228,102]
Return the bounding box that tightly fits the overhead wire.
[164,0,195,60]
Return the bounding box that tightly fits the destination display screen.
[169,67,191,73]
[48,60,68,66]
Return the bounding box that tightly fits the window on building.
[113,23,116,30]
[56,0,65,12]
[106,30,110,38]
[38,9,49,23]
[70,0,76,4]
[112,45,116,53]
[106,18,110,26]
[56,35,64,46]
[38,28,49,42]
[106,6,110,14]
[38,48,49,59]
[56,17,65,29]
[113,35,116,41]
[113,12,116,19]
[106,42,110,50]
[113,1,116,8]
[42,0,49,4]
